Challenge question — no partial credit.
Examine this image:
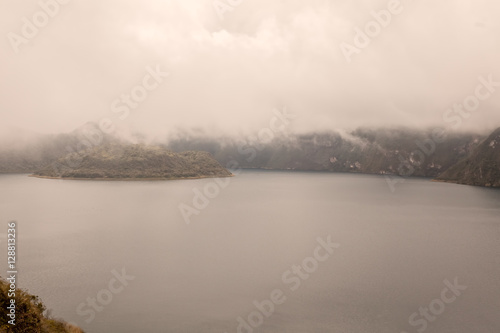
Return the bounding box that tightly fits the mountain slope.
[33,143,232,180]
[0,124,486,179]
[0,277,84,332]
[166,128,482,178]
[436,128,500,187]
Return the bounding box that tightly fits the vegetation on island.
[32,143,232,180]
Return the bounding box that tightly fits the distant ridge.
[436,127,500,188]
[0,124,492,181]
[32,143,232,180]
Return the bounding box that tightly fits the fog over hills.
[0,122,492,183]
[1,0,499,186]
[2,1,500,332]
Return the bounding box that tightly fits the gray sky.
[1,0,499,138]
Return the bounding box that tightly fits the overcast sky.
[1,0,499,138]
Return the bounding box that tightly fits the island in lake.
[32,143,232,180]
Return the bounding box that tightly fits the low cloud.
[1,0,499,138]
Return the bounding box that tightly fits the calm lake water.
[0,170,499,333]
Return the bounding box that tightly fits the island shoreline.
[29,174,234,181]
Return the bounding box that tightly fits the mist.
[1,0,500,140]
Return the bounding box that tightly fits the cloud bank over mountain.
[1,0,499,138]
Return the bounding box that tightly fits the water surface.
[0,171,498,333]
